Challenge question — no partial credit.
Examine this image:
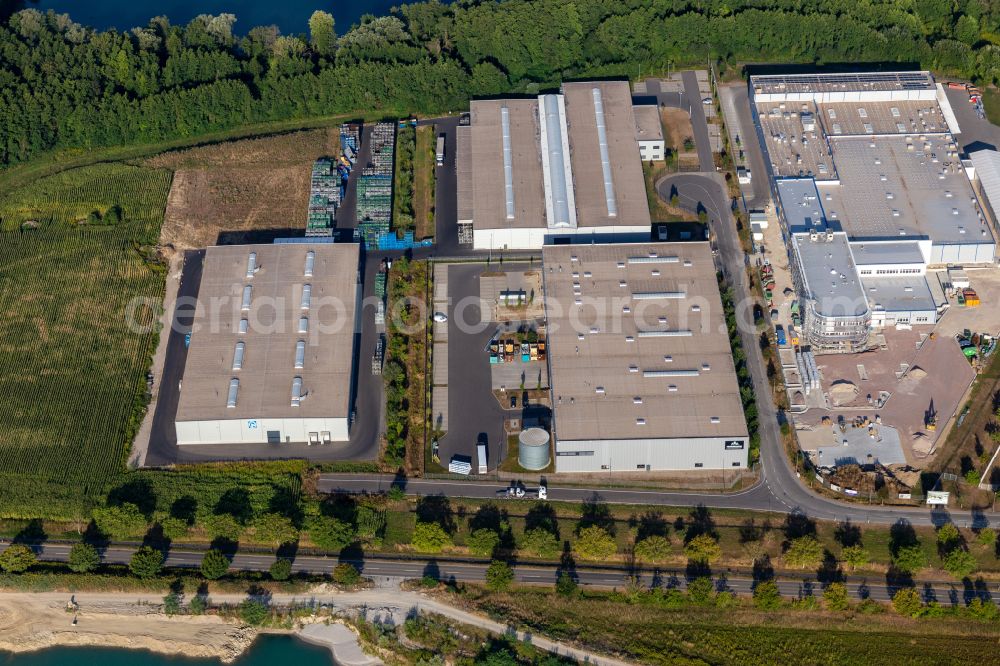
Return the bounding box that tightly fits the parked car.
[433,312,448,323]
[702,97,713,105]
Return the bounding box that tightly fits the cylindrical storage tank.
[518,427,551,470]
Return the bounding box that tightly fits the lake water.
[0,635,334,666]
[24,1,397,35]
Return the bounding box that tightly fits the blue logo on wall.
[247,420,258,429]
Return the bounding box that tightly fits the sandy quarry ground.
[0,592,255,662]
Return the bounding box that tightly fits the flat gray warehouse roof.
[562,81,651,229]
[861,275,936,313]
[791,232,868,317]
[776,178,826,233]
[849,241,927,267]
[458,81,651,234]
[467,98,546,231]
[543,243,747,442]
[823,135,988,246]
[176,243,359,422]
[633,104,664,142]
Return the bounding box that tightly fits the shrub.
[784,536,823,569]
[892,588,923,617]
[200,549,230,580]
[202,513,243,542]
[307,516,356,551]
[752,580,781,609]
[840,544,869,570]
[189,596,207,615]
[519,528,560,558]
[67,542,100,573]
[467,528,501,557]
[942,548,977,579]
[893,545,927,573]
[239,600,269,626]
[823,582,850,611]
[968,597,999,620]
[388,486,406,502]
[0,544,36,573]
[333,563,362,586]
[252,513,298,546]
[269,558,293,581]
[163,592,181,616]
[936,523,961,551]
[633,535,671,562]
[684,534,722,564]
[93,503,147,539]
[715,590,736,608]
[555,572,577,597]
[412,521,451,553]
[129,546,163,578]
[158,517,189,540]
[976,528,997,548]
[574,526,617,560]
[686,576,714,604]
[485,560,513,592]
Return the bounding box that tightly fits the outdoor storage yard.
[794,328,977,465]
[148,128,341,248]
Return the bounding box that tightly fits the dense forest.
[2,0,1000,167]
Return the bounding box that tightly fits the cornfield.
[0,164,172,518]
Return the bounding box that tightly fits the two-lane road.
[8,541,997,605]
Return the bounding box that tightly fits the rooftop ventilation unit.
[637,330,693,338]
[304,250,315,277]
[298,317,309,334]
[241,285,252,311]
[643,369,699,378]
[238,318,249,334]
[591,87,618,218]
[632,291,686,300]
[232,342,245,371]
[291,376,303,407]
[628,254,680,264]
[245,252,257,278]
[294,340,306,369]
[226,378,239,408]
[301,284,312,310]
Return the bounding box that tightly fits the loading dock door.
[266,430,281,444]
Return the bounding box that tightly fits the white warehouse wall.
[176,417,349,445]
[555,437,749,473]
[473,225,651,250]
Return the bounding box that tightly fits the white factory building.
[543,243,749,473]
[751,71,997,351]
[456,81,654,250]
[174,243,361,445]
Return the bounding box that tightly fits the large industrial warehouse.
[456,80,653,250]
[751,70,997,352]
[542,243,749,473]
[175,243,361,445]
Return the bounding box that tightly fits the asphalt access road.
[435,262,511,470]
[426,117,462,254]
[719,83,772,210]
[681,71,716,172]
[7,542,998,604]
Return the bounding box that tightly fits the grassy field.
[385,257,430,474]
[460,587,1000,665]
[0,163,172,519]
[392,125,416,234]
[147,128,340,249]
[413,126,436,240]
